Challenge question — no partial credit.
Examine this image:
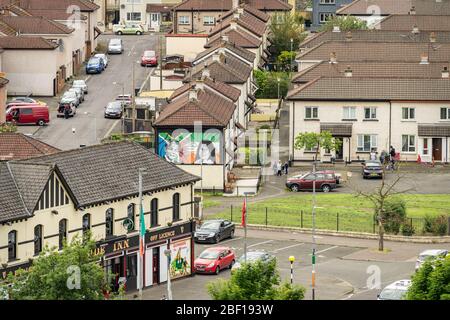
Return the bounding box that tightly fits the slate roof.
[208,10,267,38]
[171,77,241,101]
[173,0,291,11]
[296,41,450,62]
[287,77,450,101]
[0,15,74,34]
[320,123,352,137]
[337,0,450,15]
[205,28,262,48]
[194,41,255,65]
[0,133,60,161]
[0,0,99,12]
[292,61,450,83]
[26,9,88,20]
[0,36,59,49]
[418,124,450,137]
[376,15,450,31]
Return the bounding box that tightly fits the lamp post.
[164,248,172,300]
[290,38,294,74]
[277,77,281,101]
[137,168,147,300]
[113,81,125,133]
[289,255,295,284]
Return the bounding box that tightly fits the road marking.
[270,243,304,253]
[247,240,274,248]
[315,246,339,255]
[139,67,155,93]
[128,43,136,57]
[84,75,91,83]
[203,237,243,247]
[103,119,120,139]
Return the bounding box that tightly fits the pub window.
[82,213,91,237]
[127,204,135,231]
[106,208,114,237]
[172,193,180,221]
[8,230,17,261]
[150,198,158,227]
[34,225,43,255]
[59,219,67,250]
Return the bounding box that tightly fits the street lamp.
[113,81,125,133]
[164,248,172,300]
[277,77,281,101]
[289,255,295,284]
[290,38,294,74]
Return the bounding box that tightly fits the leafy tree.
[269,12,307,59]
[207,260,305,300]
[382,198,407,234]
[406,255,450,300]
[0,234,121,300]
[277,51,297,72]
[0,123,17,132]
[319,15,368,32]
[253,70,290,99]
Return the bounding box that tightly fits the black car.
[104,101,123,119]
[194,219,235,243]
[362,160,384,179]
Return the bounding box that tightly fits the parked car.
[286,171,337,193]
[141,50,157,67]
[5,104,49,126]
[9,97,44,104]
[60,91,80,108]
[116,94,132,106]
[6,101,39,110]
[108,38,123,54]
[68,87,84,103]
[113,23,144,35]
[104,101,123,119]
[194,219,235,243]
[86,57,104,74]
[232,251,276,272]
[377,280,411,300]
[415,249,448,271]
[72,79,88,94]
[194,247,235,274]
[57,102,76,118]
[362,160,384,179]
[94,53,108,68]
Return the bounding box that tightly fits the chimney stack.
[230,18,238,30]
[409,6,416,15]
[329,52,337,64]
[212,53,221,62]
[344,65,353,77]
[412,25,420,34]
[201,64,210,79]
[420,53,429,64]
[195,79,205,91]
[237,7,244,15]
[442,66,450,78]
[189,86,198,101]
[345,31,352,41]
[232,0,239,9]
[430,32,437,43]
[221,34,229,42]
[332,25,341,33]
[233,12,240,19]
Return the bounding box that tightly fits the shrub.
[401,223,415,236]
[422,215,448,236]
[382,199,407,234]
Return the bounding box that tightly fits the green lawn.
[209,194,450,234]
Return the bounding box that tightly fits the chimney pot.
[332,25,340,33]
[189,87,198,101]
[230,19,238,30]
[420,53,429,64]
[344,65,353,77]
[409,6,416,15]
[329,52,337,64]
[442,66,450,78]
[237,7,244,15]
[201,64,210,79]
[412,25,419,34]
[212,53,221,62]
[195,80,205,90]
[222,34,229,42]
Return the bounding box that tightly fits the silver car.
[72,80,88,94]
[69,87,84,102]
[231,251,276,272]
[94,53,108,68]
[61,91,80,107]
[108,39,123,54]
[415,249,448,271]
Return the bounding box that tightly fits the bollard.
[337,212,339,232]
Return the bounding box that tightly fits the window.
[105,208,114,238]
[402,135,416,152]
[8,231,17,261]
[343,107,356,120]
[22,108,32,115]
[320,0,336,3]
[34,225,43,255]
[178,16,190,25]
[357,134,378,152]
[305,106,318,119]
[203,16,215,25]
[423,138,429,155]
[150,198,158,227]
[59,219,67,250]
[127,204,135,231]
[364,107,377,119]
[319,13,334,23]
[441,107,450,120]
[82,213,91,237]
[126,12,141,21]
[402,107,415,120]
[304,145,318,152]
[172,193,180,221]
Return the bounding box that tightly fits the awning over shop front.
[418,124,450,137]
[320,123,352,137]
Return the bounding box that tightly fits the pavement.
[129,228,449,300]
[16,34,159,150]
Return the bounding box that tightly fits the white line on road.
[204,237,243,247]
[103,120,120,139]
[270,243,304,253]
[315,245,339,255]
[247,240,274,248]
[84,75,91,83]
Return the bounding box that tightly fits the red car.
[286,170,337,193]
[6,104,49,126]
[141,50,157,67]
[194,247,235,274]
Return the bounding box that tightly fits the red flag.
[241,197,247,227]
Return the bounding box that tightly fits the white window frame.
[126,12,141,21]
[357,134,378,152]
[402,107,415,120]
[440,107,450,120]
[319,13,334,24]
[203,16,215,26]
[320,0,336,4]
[305,106,318,119]
[178,15,190,25]
[364,107,377,119]
[343,106,356,120]
[402,135,416,153]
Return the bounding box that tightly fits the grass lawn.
[201,192,223,209]
[209,194,450,234]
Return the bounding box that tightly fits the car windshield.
[366,161,382,167]
[64,92,76,97]
[200,221,221,230]
[88,58,100,64]
[110,41,120,46]
[418,254,437,261]
[238,252,265,263]
[144,51,155,57]
[379,288,407,300]
[107,102,122,110]
[198,250,220,260]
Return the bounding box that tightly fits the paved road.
[25,34,159,150]
[131,228,444,300]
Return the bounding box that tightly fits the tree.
[207,260,305,300]
[269,12,307,59]
[277,51,297,72]
[253,70,290,99]
[319,15,368,32]
[382,198,407,234]
[0,234,121,300]
[406,256,450,300]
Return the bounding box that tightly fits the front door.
[126,254,138,291]
[335,137,344,160]
[432,138,442,161]
[152,247,159,284]
[151,13,160,29]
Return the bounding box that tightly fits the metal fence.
[226,206,445,236]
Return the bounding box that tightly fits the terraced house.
[0,142,200,291]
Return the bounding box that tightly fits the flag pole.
[244,194,247,264]
[138,168,146,300]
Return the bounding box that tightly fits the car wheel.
[37,119,45,126]
[229,260,235,269]
[215,266,220,275]
[136,31,142,35]
[214,235,220,244]
[117,31,122,35]
[230,230,234,239]
[290,184,300,192]
[321,184,331,193]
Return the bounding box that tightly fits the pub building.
[0,141,200,291]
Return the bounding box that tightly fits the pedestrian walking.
[284,161,289,175]
[370,148,377,161]
[277,160,282,176]
[389,145,396,170]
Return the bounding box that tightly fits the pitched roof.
[209,10,267,37]
[0,35,59,49]
[239,4,270,22]
[0,133,60,161]
[0,15,74,34]
[0,0,99,12]
[173,0,291,11]
[146,3,178,13]
[287,77,450,101]
[172,77,241,101]
[296,41,450,62]
[25,9,88,20]
[246,0,292,11]
[16,141,200,208]
[206,28,262,48]
[337,0,450,15]
[0,162,31,222]
[292,61,450,83]
[194,41,255,65]
[299,30,450,49]
[376,15,450,31]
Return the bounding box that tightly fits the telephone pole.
[159,35,163,90]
